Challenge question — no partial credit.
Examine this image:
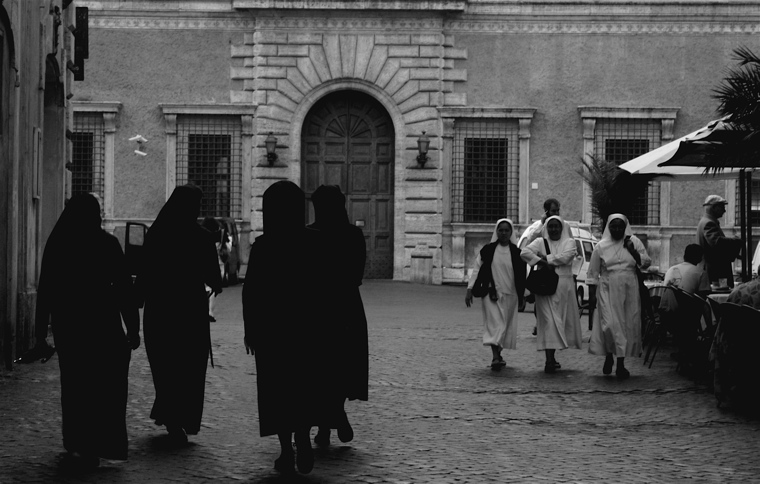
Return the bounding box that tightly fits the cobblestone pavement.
[2,281,759,483]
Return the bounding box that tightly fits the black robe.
[36,194,139,460]
[136,185,222,434]
[243,180,331,437]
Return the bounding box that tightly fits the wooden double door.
[302,91,394,278]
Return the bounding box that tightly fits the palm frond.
[577,155,657,230]
[714,46,760,129]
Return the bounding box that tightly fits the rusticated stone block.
[410,68,439,80]
[384,68,411,96]
[277,79,305,103]
[278,45,309,57]
[389,45,419,58]
[230,90,254,104]
[419,80,441,92]
[288,33,322,44]
[253,44,277,56]
[231,67,255,80]
[400,58,429,68]
[231,45,255,58]
[443,34,455,47]
[340,35,357,78]
[444,47,468,59]
[412,34,442,45]
[286,67,314,93]
[375,59,400,89]
[309,45,332,82]
[296,57,322,88]
[442,69,466,81]
[268,57,298,67]
[354,35,375,79]
[364,46,388,83]
[392,80,419,104]
[375,34,410,45]
[323,34,342,79]
[444,93,467,106]
[254,31,288,44]
[398,92,430,114]
[256,66,287,79]
[420,45,443,58]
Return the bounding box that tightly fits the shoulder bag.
[525,239,559,296]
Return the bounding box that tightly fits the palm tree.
[708,46,760,173]
[578,155,655,231]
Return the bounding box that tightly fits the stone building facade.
[73,0,760,285]
[1,1,77,367]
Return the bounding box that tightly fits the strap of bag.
[543,238,551,256]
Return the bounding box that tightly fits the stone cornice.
[255,16,444,30]
[72,101,122,113]
[160,104,257,115]
[89,14,255,30]
[233,0,465,10]
[444,19,760,35]
[579,106,680,120]
[439,107,536,119]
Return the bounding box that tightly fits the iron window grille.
[452,119,519,223]
[735,179,760,227]
[595,119,661,225]
[176,115,242,219]
[71,113,105,199]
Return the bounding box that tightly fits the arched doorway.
[301,90,394,278]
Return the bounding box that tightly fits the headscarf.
[490,218,518,245]
[540,215,573,253]
[43,193,103,266]
[599,213,633,250]
[263,180,305,239]
[147,184,203,243]
[311,185,349,229]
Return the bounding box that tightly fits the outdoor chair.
[643,286,676,368]
[672,288,716,380]
[713,303,760,408]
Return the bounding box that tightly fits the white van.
[517,221,598,311]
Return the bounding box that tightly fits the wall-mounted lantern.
[417,131,430,167]
[129,134,148,156]
[265,132,278,166]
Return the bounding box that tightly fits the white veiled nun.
[466,218,525,369]
[587,213,651,378]
[521,216,583,372]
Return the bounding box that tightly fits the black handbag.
[525,239,559,296]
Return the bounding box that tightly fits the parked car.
[124,217,241,286]
[517,221,598,312]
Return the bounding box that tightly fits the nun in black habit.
[308,185,369,447]
[243,180,330,474]
[35,193,140,467]
[136,184,222,443]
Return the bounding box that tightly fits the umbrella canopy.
[619,118,747,180]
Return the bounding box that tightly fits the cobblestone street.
[2,281,759,483]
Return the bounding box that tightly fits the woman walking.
[35,194,140,467]
[587,214,651,379]
[308,185,368,448]
[521,216,583,373]
[137,184,222,443]
[465,218,526,369]
[243,181,329,474]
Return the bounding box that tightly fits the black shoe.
[544,363,556,374]
[616,367,630,380]
[294,434,313,474]
[532,327,537,336]
[274,452,295,474]
[314,428,331,447]
[603,355,614,375]
[208,315,216,322]
[166,425,188,445]
[337,417,354,443]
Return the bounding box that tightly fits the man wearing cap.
[696,195,743,288]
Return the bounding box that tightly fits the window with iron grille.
[594,119,661,225]
[452,119,519,223]
[176,115,242,219]
[71,113,105,199]
[735,179,760,227]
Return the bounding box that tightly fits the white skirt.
[534,274,583,351]
[480,292,518,350]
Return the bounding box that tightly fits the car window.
[583,241,594,262]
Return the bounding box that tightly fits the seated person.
[726,263,760,310]
[659,244,710,314]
